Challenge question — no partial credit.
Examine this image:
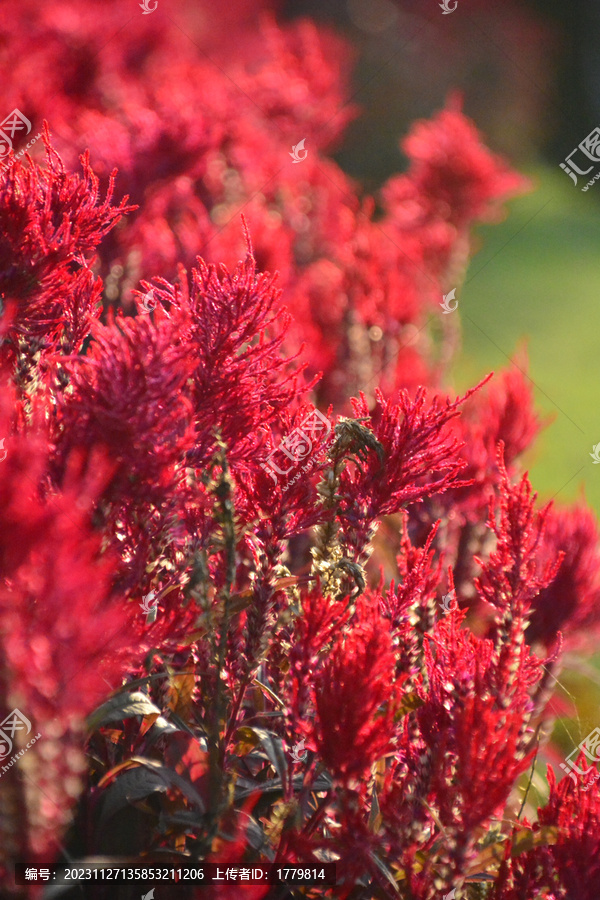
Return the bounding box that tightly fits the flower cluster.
[0,3,599,899]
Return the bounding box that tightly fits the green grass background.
[451,165,600,518]
[448,168,600,797]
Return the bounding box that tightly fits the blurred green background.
[283,0,600,519]
[282,0,600,790]
[453,165,600,518]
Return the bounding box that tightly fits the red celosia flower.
[286,588,351,737]
[441,360,542,533]
[418,615,540,832]
[384,96,530,231]
[313,598,402,781]
[0,381,137,867]
[327,383,487,567]
[0,4,596,897]
[150,250,304,473]
[527,503,600,648]
[0,130,133,361]
[380,516,443,632]
[378,608,542,892]
[55,312,194,513]
[476,451,563,621]
[478,359,543,467]
[492,764,600,899]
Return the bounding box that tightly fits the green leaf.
[396,692,424,719]
[369,850,402,896]
[369,783,381,833]
[88,692,162,732]
[511,825,558,857]
[234,773,331,800]
[97,756,206,818]
[98,766,169,829]
[245,727,288,782]
[466,826,558,877]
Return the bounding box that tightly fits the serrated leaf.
[88,692,162,732]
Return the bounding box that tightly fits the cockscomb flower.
[0,377,50,578]
[403,613,541,874]
[313,598,402,782]
[492,764,600,899]
[345,385,486,518]
[323,384,485,569]
[0,3,596,896]
[380,517,443,631]
[0,400,136,870]
[54,313,194,518]
[476,452,563,621]
[478,360,543,468]
[232,16,356,149]
[441,361,542,531]
[234,400,334,544]
[385,97,530,232]
[0,129,133,359]
[149,249,305,474]
[375,606,542,893]
[285,588,351,736]
[526,503,600,648]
